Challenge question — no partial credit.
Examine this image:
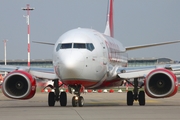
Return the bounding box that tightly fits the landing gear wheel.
[48,92,55,106]
[127,91,134,105]
[138,91,145,105]
[72,96,78,107]
[78,96,84,107]
[60,92,67,106]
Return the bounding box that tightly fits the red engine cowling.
[2,70,36,99]
[145,68,178,98]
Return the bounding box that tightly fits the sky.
[0,0,180,61]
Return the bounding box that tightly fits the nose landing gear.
[72,96,84,107]
[71,85,85,107]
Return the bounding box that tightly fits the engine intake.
[2,70,36,99]
[145,68,178,98]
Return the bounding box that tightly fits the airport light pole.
[22,4,34,67]
[3,39,8,76]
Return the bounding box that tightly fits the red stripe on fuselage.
[97,78,123,89]
[62,80,98,88]
[62,78,123,89]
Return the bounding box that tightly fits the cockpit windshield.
[56,43,72,51]
[61,43,72,49]
[56,43,94,51]
[74,43,86,48]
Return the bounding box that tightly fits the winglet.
[104,0,114,38]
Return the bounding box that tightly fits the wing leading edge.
[125,40,180,51]
[117,64,180,79]
[0,65,58,80]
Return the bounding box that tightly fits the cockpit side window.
[74,43,86,48]
[56,43,61,51]
[86,43,95,51]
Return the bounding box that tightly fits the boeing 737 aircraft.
[1,0,180,107]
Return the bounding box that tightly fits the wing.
[117,64,180,79]
[125,40,180,51]
[0,65,58,80]
[32,41,55,45]
[117,64,180,101]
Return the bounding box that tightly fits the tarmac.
[0,91,180,120]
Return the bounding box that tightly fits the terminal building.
[0,57,177,68]
[0,57,179,82]
[0,59,53,68]
[128,57,176,67]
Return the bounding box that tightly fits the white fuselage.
[53,28,128,89]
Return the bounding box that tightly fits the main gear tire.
[48,92,55,106]
[127,91,134,106]
[138,91,145,106]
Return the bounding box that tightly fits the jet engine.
[145,68,178,98]
[2,70,36,99]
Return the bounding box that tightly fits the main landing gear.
[70,85,84,107]
[126,78,145,106]
[47,80,84,107]
[47,79,67,107]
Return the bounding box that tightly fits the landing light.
[75,96,78,100]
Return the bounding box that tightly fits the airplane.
[1,0,180,107]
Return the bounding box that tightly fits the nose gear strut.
[70,84,84,107]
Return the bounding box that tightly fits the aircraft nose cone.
[60,51,84,67]
[58,51,84,79]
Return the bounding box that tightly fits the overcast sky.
[0,0,180,61]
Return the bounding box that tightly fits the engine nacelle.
[2,70,36,99]
[145,68,178,98]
